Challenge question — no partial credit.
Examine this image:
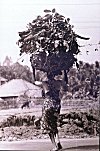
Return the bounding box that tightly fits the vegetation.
[0,109,99,141]
[0,62,33,83]
[17,9,89,81]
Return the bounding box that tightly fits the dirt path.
[0,137,99,151]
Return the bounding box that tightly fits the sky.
[0,0,100,68]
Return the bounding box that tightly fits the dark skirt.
[41,98,61,134]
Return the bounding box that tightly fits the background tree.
[0,62,33,82]
[11,62,33,82]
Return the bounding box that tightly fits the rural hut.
[0,79,42,109]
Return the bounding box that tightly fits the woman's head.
[47,70,62,80]
[47,72,54,80]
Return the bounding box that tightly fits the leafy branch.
[17,9,89,75]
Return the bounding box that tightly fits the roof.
[0,79,42,98]
[0,77,7,82]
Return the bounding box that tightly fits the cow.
[21,101,31,109]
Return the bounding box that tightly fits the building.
[0,79,42,109]
[3,56,13,66]
[0,76,7,85]
[0,79,42,98]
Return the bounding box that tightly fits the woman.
[34,71,67,151]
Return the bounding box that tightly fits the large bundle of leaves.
[17,9,89,75]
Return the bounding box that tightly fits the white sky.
[0,0,100,68]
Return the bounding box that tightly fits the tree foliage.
[17,9,89,77]
[0,62,33,82]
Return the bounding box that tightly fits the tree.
[0,62,33,82]
[17,9,89,81]
[11,62,33,82]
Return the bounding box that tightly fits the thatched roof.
[0,79,42,98]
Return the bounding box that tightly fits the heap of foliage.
[17,9,89,77]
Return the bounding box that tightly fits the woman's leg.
[55,132,62,150]
[54,106,62,150]
[49,131,62,151]
[49,132,58,151]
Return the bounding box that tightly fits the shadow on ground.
[63,145,99,151]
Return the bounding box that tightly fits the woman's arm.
[34,81,43,87]
[61,70,68,92]
[63,70,68,85]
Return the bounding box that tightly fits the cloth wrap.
[41,92,61,134]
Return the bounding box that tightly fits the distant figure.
[21,101,31,109]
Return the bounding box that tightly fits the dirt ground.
[0,137,99,151]
[0,99,99,142]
